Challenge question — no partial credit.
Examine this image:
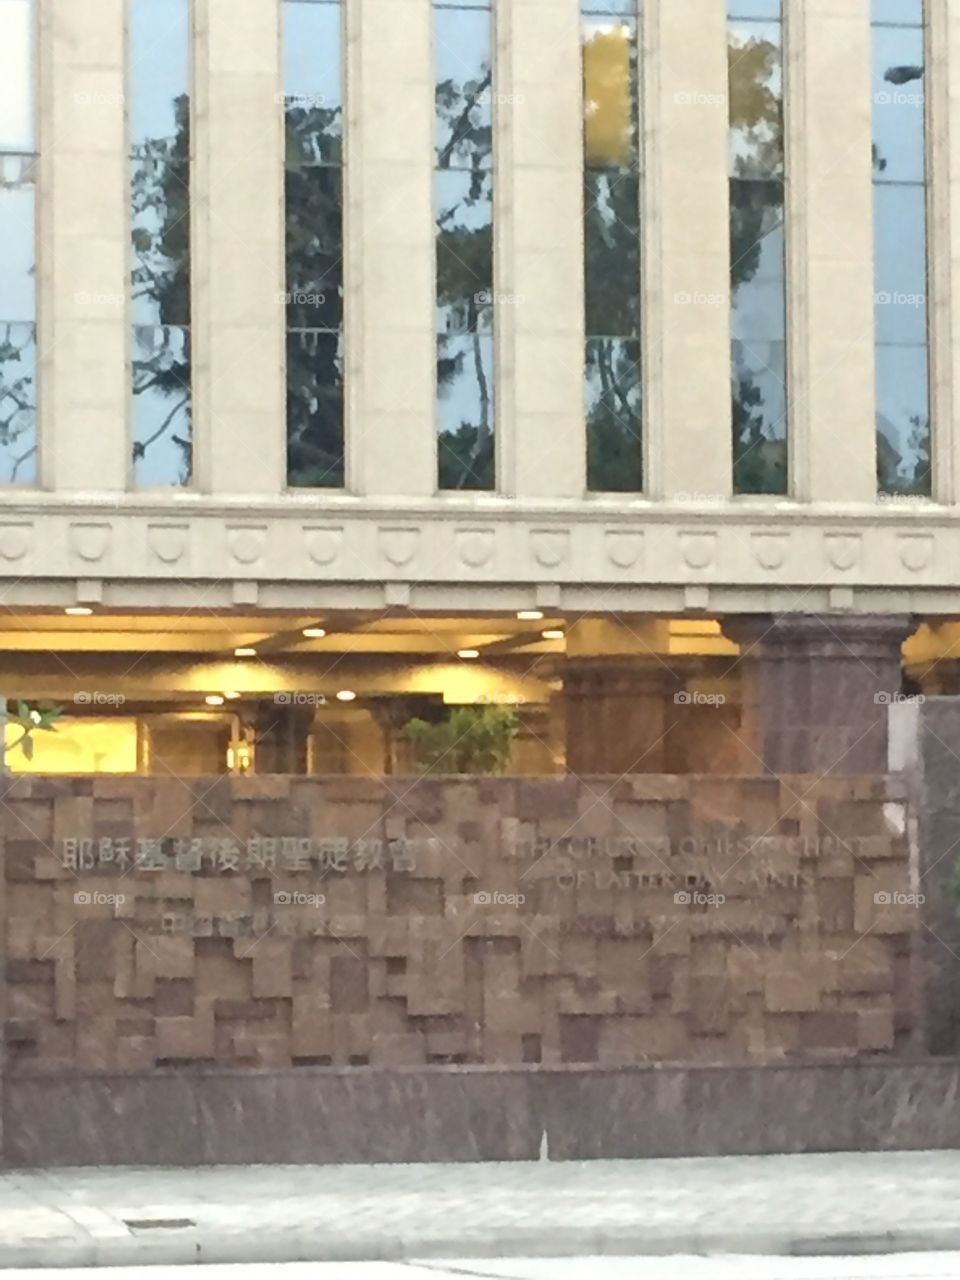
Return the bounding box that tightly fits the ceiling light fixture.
[205,694,225,707]
[234,647,256,657]
[302,627,326,638]
[517,610,543,621]
[65,606,93,617]
[457,648,480,659]
[224,691,241,700]
[541,629,564,641]
[336,689,357,702]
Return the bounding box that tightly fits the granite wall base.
[7,1060,960,1167]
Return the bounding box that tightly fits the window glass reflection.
[129,0,192,487]
[729,2,787,494]
[0,0,33,152]
[284,0,345,489]
[585,338,641,493]
[132,326,191,487]
[582,1,642,492]
[435,0,495,490]
[872,1,929,496]
[0,3,36,487]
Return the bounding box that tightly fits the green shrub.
[403,704,519,775]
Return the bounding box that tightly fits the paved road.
[3,1151,960,1267]
[2,1259,960,1278]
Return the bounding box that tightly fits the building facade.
[0,0,957,777]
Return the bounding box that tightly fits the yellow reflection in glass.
[584,23,633,169]
[6,717,138,773]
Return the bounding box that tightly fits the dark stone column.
[253,703,314,774]
[724,614,914,775]
[563,660,681,775]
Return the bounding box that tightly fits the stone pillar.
[351,0,435,498]
[726,614,913,775]
[786,0,876,502]
[253,702,313,774]
[192,0,286,495]
[647,0,731,500]
[564,661,680,775]
[40,0,128,492]
[498,0,584,499]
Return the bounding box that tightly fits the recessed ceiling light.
[336,689,357,702]
[205,694,225,706]
[234,647,256,657]
[541,629,564,641]
[457,648,480,659]
[302,627,326,638]
[65,606,93,616]
[224,691,241,700]
[517,610,543,621]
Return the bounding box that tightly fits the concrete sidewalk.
[1,1150,959,1268]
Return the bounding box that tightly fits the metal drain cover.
[124,1218,195,1231]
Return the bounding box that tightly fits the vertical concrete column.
[40,0,128,492]
[350,0,434,499]
[785,0,876,502]
[192,0,285,495]
[726,614,913,775]
[647,0,731,500]
[564,660,681,775]
[498,0,584,499]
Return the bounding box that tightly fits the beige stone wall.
[10,0,960,614]
[3,772,917,1071]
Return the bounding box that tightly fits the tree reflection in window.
[435,0,495,491]
[0,0,37,486]
[284,0,344,488]
[729,1,788,495]
[129,0,192,487]
[582,0,642,492]
[872,0,930,497]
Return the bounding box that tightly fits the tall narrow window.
[284,0,344,489]
[0,0,37,485]
[729,0,787,495]
[582,0,641,493]
[434,0,495,491]
[873,0,930,496]
[129,0,192,487]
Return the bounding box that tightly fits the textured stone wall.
[0,773,919,1073]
